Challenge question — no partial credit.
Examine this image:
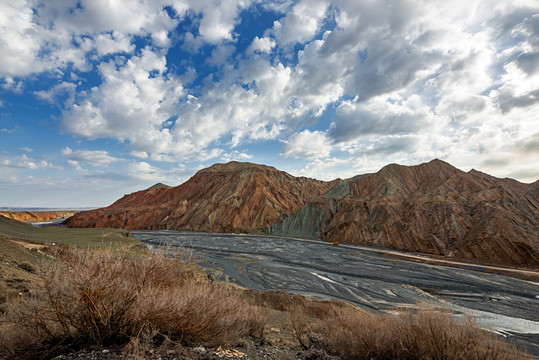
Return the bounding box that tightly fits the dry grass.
[290,304,528,360]
[0,245,268,359]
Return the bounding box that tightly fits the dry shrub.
[0,281,7,305]
[0,245,267,359]
[292,304,527,360]
[16,262,36,273]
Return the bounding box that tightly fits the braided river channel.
[132,230,539,356]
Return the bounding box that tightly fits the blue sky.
[1,0,538,207]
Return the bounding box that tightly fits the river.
[132,230,539,355]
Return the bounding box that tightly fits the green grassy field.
[0,216,140,249]
[0,215,145,316]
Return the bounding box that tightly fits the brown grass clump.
[291,304,528,360]
[0,245,267,359]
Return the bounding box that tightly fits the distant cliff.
[0,211,75,222]
[65,161,340,233]
[268,159,539,266]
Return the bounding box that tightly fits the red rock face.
[65,162,340,233]
[318,159,539,266]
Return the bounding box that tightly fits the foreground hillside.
[0,241,530,360]
[269,159,539,266]
[66,159,539,267]
[66,161,339,233]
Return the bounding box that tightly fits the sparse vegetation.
[290,304,527,360]
[0,245,268,359]
[0,216,139,249]
[0,217,531,359]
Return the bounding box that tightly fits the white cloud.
[1,155,53,170]
[289,157,352,181]
[0,0,178,78]
[0,0,43,77]
[330,96,433,143]
[272,0,329,46]
[248,36,276,53]
[126,161,193,184]
[282,130,331,159]
[193,0,253,43]
[62,147,123,169]
[220,151,253,162]
[1,0,539,195]
[61,49,185,156]
[94,32,134,56]
[206,45,236,66]
[34,82,77,106]
[127,161,166,182]
[2,77,24,93]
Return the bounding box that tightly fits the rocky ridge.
[66,159,539,267]
[268,159,539,266]
[66,161,339,233]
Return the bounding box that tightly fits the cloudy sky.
[1,0,538,207]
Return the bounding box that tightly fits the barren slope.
[66,162,340,233]
[268,159,539,266]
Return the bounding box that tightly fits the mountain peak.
[197,161,279,174]
[427,158,451,166]
[147,183,171,190]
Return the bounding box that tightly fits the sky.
[0,0,538,208]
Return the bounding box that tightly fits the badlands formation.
[66,160,539,267]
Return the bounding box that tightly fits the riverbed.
[132,230,539,355]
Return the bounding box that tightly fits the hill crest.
[66,161,339,233]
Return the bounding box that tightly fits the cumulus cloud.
[282,130,331,159]
[62,147,123,169]
[34,82,77,106]
[248,37,276,53]
[1,155,53,170]
[194,0,253,43]
[2,0,539,201]
[272,0,329,46]
[61,49,184,153]
[220,151,253,162]
[126,161,195,184]
[289,157,352,181]
[0,0,251,78]
[0,0,44,77]
[207,45,236,66]
[94,32,134,56]
[330,97,432,143]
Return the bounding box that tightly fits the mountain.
[65,161,340,233]
[268,159,539,266]
[66,159,539,266]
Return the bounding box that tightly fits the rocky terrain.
[0,211,75,222]
[269,159,539,266]
[65,162,339,233]
[66,159,539,267]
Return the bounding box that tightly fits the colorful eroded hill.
[65,159,539,267]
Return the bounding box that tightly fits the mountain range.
[65,159,539,267]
